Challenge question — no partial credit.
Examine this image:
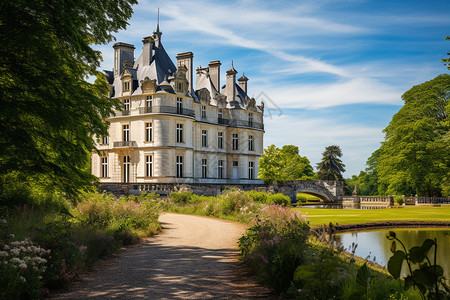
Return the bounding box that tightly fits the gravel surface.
[51,213,277,299]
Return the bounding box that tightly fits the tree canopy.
[345,149,381,196]
[0,0,136,197]
[316,145,346,181]
[377,74,450,196]
[258,145,314,183]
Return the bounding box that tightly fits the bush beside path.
[50,213,276,299]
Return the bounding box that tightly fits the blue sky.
[95,0,450,177]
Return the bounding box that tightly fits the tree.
[0,0,137,197]
[258,145,314,183]
[442,36,450,70]
[345,148,381,196]
[316,145,346,181]
[377,74,450,196]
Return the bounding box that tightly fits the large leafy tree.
[0,0,136,196]
[316,145,346,181]
[377,74,450,196]
[258,145,314,183]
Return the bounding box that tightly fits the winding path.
[52,213,276,299]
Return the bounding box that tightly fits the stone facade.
[92,25,264,185]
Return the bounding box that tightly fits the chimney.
[225,61,237,102]
[238,73,249,94]
[142,36,154,66]
[113,42,135,77]
[208,60,221,92]
[176,52,194,93]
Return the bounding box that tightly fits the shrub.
[247,190,270,204]
[268,193,291,206]
[169,191,193,203]
[394,195,404,205]
[239,205,309,292]
[218,189,252,215]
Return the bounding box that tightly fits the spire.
[153,8,162,45]
[226,60,237,75]
[156,8,160,33]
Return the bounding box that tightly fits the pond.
[299,204,389,209]
[336,229,450,282]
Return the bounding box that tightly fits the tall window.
[123,155,130,183]
[218,160,224,179]
[101,157,108,178]
[202,130,208,147]
[218,109,223,120]
[145,122,153,142]
[146,96,153,108]
[201,105,206,119]
[248,135,254,151]
[145,155,153,177]
[176,156,183,178]
[217,132,223,149]
[201,158,207,178]
[248,161,254,179]
[232,134,239,150]
[123,99,130,111]
[123,81,130,91]
[177,97,183,114]
[248,112,253,127]
[123,125,130,142]
[176,124,183,143]
[101,136,108,145]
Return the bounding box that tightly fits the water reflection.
[300,204,388,209]
[336,229,450,281]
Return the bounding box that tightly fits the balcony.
[113,141,137,148]
[139,106,195,117]
[228,119,264,130]
[114,110,130,116]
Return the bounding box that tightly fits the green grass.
[297,192,320,201]
[294,206,450,226]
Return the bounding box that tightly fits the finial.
[231,60,234,68]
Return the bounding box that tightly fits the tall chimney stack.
[142,36,154,66]
[238,73,248,94]
[176,52,194,93]
[208,60,221,92]
[113,42,135,77]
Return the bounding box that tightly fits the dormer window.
[248,113,253,127]
[123,81,130,91]
[201,106,206,119]
[146,96,152,108]
[178,82,183,91]
[218,109,223,120]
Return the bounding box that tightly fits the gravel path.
[51,213,276,299]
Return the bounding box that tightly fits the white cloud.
[263,114,384,176]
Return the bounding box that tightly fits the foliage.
[0,0,137,197]
[316,145,346,181]
[442,37,450,70]
[377,75,450,196]
[395,195,404,206]
[238,205,309,292]
[0,191,160,297]
[386,231,449,299]
[268,193,291,205]
[258,145,314,183]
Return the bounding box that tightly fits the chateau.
[91,25,264,185]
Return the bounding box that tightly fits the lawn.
[294,205,450,226]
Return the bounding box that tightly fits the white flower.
[19,276,26,283]
[0,251,8,257]
[19,263,27,270]
[9,234,15,238]
[11,248,20,255]
[4,245,9,250]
